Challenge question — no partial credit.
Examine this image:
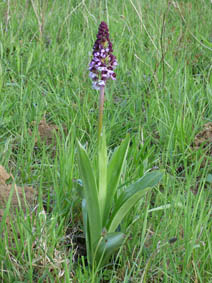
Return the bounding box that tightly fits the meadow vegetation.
[0,0,211,282]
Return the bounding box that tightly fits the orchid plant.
[77,22,163,268]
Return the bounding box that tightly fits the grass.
[0,0,211,281]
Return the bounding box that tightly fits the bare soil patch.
[193,122,212,166]
[0,165,35,224]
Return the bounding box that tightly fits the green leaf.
[206,174,212,183]
[103,135,130,227]
[77,140,102,251]
[118,170,164,208]
[107,170,164,232]
[82,199,91,264]
[96,232,125,267]
[98,128,108,223]
[108,189,151,233]
[82,199,87,236]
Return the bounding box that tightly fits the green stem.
[98,86,105,141]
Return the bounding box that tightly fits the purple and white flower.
[89,21,118,90]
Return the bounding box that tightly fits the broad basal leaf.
[117,170,164,209]
[103,135,130,227]
[95,232,125,267]
[81,199,91,264]
[77,140,102,250]
[107,170,164,232]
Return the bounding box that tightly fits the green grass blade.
[103,135,130,227]
[98,129,108,224]
[77,141,102,250]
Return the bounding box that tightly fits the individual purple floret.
[89,22,118,90]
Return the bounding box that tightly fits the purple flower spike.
[89,22,118,90]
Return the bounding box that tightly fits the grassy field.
[0,0,212,282]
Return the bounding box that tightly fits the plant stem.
[98,86,105,141]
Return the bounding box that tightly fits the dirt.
[189,122,212,194]
[28,117,68,160]
[193,122,212,166]
[29,117,60,146]
[0,165,35,225]
[193,122,212,151]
